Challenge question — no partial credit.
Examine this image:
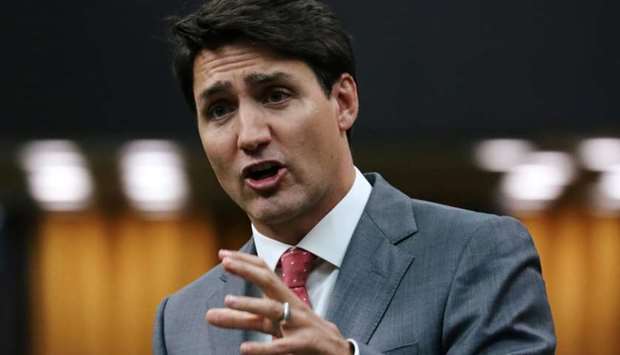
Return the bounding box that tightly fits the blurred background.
[1,0,619,354]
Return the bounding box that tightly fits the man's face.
[192,43,357,237]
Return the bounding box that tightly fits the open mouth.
[243,161,284,182]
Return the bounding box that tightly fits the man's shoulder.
[365,172,530,246]
[154,262,226,347]
[408,197,531,248]
[409,197,510,233]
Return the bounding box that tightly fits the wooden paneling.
[521,210,620,355]
[30,212,224,355]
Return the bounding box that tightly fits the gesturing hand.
[206,250,354,355]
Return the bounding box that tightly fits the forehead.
[192,44,308,88]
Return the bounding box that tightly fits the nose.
[237,103,271,153]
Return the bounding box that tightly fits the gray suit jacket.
[153,173,556,354]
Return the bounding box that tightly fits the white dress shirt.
[249,167,371,352]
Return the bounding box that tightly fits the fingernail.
[219,249,232,258]
[224,294,236,303]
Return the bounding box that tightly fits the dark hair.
[170,0,356,115]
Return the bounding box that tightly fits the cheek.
[201,132,230,175]
[298,107,339,149]
[291,101,333,137]
[205,145,238,196]
[205,146,228,174]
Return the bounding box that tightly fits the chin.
[249,206,295,226]
[246,196,307,226]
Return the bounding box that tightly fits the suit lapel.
[207,240,256,354]
[325,173,418,344]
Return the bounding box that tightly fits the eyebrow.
[244,72,292,86]
[198,71,293,105]
[200,81,233,102]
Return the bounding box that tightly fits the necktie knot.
[279,248,316,305]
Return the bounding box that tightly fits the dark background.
[0,204,32,355]
[3,0,619,145]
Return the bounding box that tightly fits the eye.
[263,88,291,105]
[206,101,235,120]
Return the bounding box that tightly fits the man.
[153,0,556,354]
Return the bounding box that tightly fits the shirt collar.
[252,167,372,271]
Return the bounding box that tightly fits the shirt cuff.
[347,338,360,355]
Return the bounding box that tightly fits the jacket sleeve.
[442,216,556,354]
[153,297,170,355]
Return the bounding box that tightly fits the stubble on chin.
[245,189,312,230]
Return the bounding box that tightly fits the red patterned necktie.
[279,248,317,307]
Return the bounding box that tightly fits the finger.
[240,338,302,355]
[222,257,303,307]
[206,308,278,336]
[225,295,284,321]
[221,257,289,299]
[219,250,267,268]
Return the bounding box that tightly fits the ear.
[331,73,359,133]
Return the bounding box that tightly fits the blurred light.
[600,166,620,200]
[526,151,577,184]
[19,140,94,211]
[578,138,620,172]
[500,151,576,212]
[591,165,620,212]
[474,139,535,172]
[120,140,189,214]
